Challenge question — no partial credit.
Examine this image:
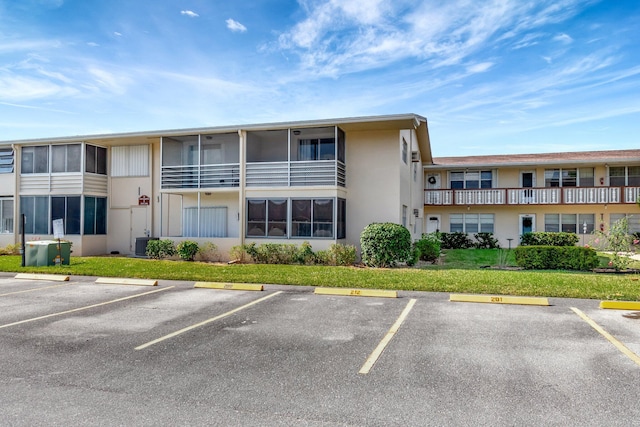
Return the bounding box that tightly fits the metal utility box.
[25,240,71,266]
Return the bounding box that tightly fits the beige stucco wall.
[345,129,401,249]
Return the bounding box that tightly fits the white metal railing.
[161,164,239,189]
[246,160,345,187]
[425,186,640,206]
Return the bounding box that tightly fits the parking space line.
[359,298,417,375]
[0,282,73,297]
[571,307,640,368]
[0,286,174,330]
[135,291,283,351]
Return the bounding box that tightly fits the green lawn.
[0,250,639,301]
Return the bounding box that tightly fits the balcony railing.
[161,164,240,189]
[246,160,345,187]
[425,186,640,206]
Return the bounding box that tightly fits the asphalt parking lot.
[0,273,639,426]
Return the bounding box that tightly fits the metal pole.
[20,214,26,267]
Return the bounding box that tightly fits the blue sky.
[0,0,638,156]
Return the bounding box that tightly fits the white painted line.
[0,286,174,330]
[359,298,417,374]
[135,291,283,351]
[571,307,640,368]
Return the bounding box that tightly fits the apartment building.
[0,114,429,258]
[424,150,640,247]
[1,114,638,258]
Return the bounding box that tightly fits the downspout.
[11,144,19,244]
[238,129,246,248]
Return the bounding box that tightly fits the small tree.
[360,223,412,267]
[593,217,634,271]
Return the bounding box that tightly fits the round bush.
[360,223,412,267]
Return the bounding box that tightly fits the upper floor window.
[21,146,49,174]
[402,139,408,164]
[450,170,492,189]
[22,144,106,175]
[545,168,594,187]
[0,148,14,174]
[291,127,342,162]
[52,144,81,173]
[609,166,640,186]
[85,144,107,175]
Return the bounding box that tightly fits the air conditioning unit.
[411,152,420,162]
[413,209,420,218]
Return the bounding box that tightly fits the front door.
[426,215,440,234]
[520,214,535,236]
[130,206,148,252]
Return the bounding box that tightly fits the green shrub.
[474,232,500,249]
[440,232,473,249]
[514,246,599,271]
[176,240,200,261]
[520,232,578,247]
[360,223,412,267]
[146,239,176,259]
[295,241,317,265]
[324,243,357,266]
[414,233,441,262]
[0,244,20,255]
[229,245,249,263]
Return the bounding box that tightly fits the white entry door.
[130,206,148,252]
[426,215,441,234]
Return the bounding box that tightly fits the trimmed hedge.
[520,232,579,247]
[360,223,413,267]
[513,245,599,271]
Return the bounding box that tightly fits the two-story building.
[1,114,638,258]
[0,114,429,258]
[424,150,640,247]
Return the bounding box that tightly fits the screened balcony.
[425,186,640,206]
[161,133,240,189]
[245,127,346,187]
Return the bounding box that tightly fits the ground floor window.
[20,195,106,235]
[52,196,81,235]
[247,199,287,237]
[449,213,494,233]
[0,198,13,233]
[20,196,49,234]
[84,197,107,235]
[610,214,640,234]
[544,213,594,234]
[247,197,345,239]
[183,206,227,237]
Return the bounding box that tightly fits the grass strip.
[0,254,638,301]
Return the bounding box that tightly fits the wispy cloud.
[181,10,199,18]
[277,0,594,77]
[226,18,247,32]
[553,33,574,44]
